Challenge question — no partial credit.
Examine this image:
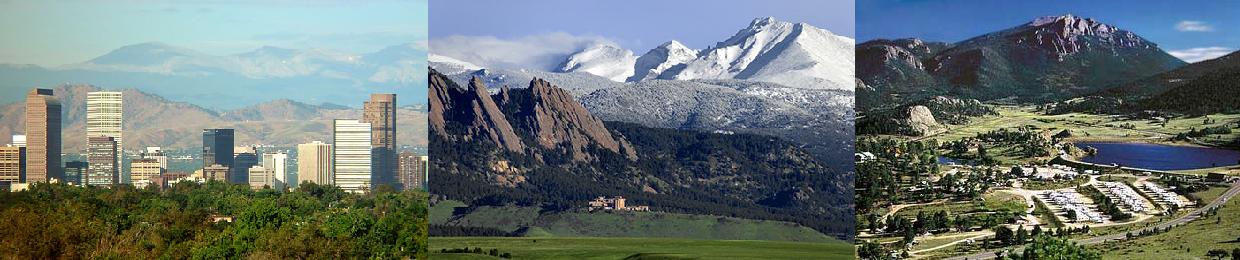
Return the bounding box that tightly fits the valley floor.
[430,237,853,260]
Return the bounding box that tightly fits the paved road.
[944,181,1240,260]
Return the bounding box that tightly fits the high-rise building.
[247,166,274,190]
[25,88,61,183]
[262,152,288,190]
[202,164,230,182]
[363,94,396,187]
[232,146,258,184]
[298,141,333,185]
[64,161,87,186]
[87,91,124,182]
[397,152,428,190]
[0,145,24,186]
[11,135,25,147]
[86,136,119,186]
[140,147,168,171]
[333,119,372,193]
[130,158,162,188]
[202,129,234,172]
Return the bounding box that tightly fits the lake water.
[1074,142,1240,170]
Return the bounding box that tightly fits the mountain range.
[0,42,426,109]
[857,14,1186,111]
[0,85,427,152]
[428,69,852,238]
[430,17,856,168]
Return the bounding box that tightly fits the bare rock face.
[901,105,944,136]
[500,78,637,161]
[428,69,524,153]
[430,68,636,162]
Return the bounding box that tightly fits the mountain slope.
[628,41,698,82]
[858,14,1186,110]
[556,44,637,82]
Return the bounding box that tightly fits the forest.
[0,181,428,259]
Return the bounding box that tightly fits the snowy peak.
[660,17,855,90]
[556,44,636,82]
[628,40,698,82]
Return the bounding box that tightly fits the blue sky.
[0,1,427,66]
[431,0,854,53]
[859,0,1240,62]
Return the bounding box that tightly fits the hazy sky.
[859,0,1240,62]
[0,1,428,66]
[430,0,855,52]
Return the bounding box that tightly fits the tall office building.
[397,152,427,190]
[363,94,396,187]
[87,91,124,182]
[202,129,234,171]
[297,141,333,185]
[25,89,61,183]
[130,158,162,188]
[232,146,258,184]
[262,152,288,190]
[0,145,24,186]
[86,136,118,186]
[333,119,372,193]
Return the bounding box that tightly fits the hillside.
[0,84,427,150]
[858,14,1185,110]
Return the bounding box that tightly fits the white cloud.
[430,33,617,71]
[1168,47,1234,63]
[1175,21,1214,32]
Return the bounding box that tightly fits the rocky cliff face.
[901,105,944,136]
[429,68,636,162]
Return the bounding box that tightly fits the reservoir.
[1074,142,1240,171]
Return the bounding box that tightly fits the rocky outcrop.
[501,78,637,161]
[901,105,944,136]
[428,69,524,153]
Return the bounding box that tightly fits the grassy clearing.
[430,237,852,260]
[431,200,469,224]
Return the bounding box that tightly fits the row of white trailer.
[1141,182,1185,208]
[1096,181,1150,213]
[1040,190,1105,223]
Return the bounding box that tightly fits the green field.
[434,202,833,242]
[1091,187,1240,259]
[928,106,1240,148]
[430,237,852,260]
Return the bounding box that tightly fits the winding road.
[944,181,1240,260]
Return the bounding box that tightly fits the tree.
[1207,249,1229,260]
[1008,235,1100,260]
[1015,226,1028,245]
[994,226,1014,246]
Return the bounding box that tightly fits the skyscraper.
[86,136,118,186]
[232,146,258,184]
[202,129,234,171]
[25,89,61,182]
[297,141,333,185]
[87,91,123,182]
[333,119,372,193]
[397,151,427,190]
[262,152,288,190]
[0,145,24,186]
[363,94,396,187]
[130,158,162,188]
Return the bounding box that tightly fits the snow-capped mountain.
[555,44,637,82]
[656,17,855,90]
[628,40,698,82]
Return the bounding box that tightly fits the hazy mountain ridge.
[0,84,428,151]
[0,42,427,109]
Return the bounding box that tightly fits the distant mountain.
[628,40,698,82]
[556,44,637,82]
[1124,51,1240,114]
[428,69,853,238]
[858,14,1186,110]
[0,85,427,151]
[0,42,426,109]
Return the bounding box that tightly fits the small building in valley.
[588,196,649,211]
